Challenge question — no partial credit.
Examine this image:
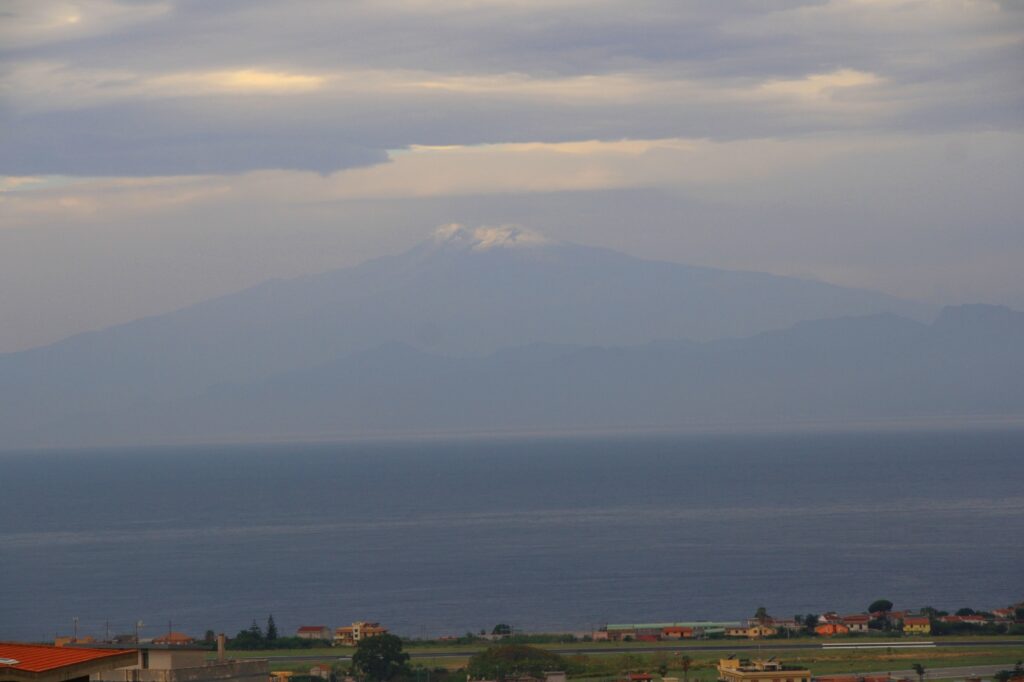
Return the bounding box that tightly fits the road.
[256,640,1024,662]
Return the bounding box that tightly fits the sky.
[1,0,1023,353]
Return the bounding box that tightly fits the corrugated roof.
[0,642,135,673]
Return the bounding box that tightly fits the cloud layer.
[0,0,1022,352]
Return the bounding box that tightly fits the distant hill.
[5,302,1022,448]
[0,225,926,410]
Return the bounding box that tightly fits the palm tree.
[912,663,926,682]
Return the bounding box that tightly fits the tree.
[467,645,569,680]
[204,630,216,644]
[266,615,279,642]
[911,663,925,682]
[492,624,513,636]
[869,600,894,614]
[249,619,264,640]
[955,608,976,617]
[352,634,410,682]
[680,655,693,682]
[754,607,768,624]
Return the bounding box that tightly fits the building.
[938,615,989,626]
[725,627,750,638]
[746,625,777,639]
[716,658,811,682]
[296,627,332,641]
[661,627,694,640]
[0,642,136,682]
[815,623,850,637]
[75,641,269,682]
[600,622,731,641]
[841,615,871,633]
[902,617,931,635]
[151,634,194,646]
[333,622,387,647]
[773,620,803,633]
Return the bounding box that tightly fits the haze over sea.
[2,429,1022,641]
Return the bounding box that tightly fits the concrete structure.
[296,627,331,641]
[0,643,136,682]
[72,643,268,682]
[716,658,811,682]
[333,622,387,647]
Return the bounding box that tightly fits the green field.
[250,639,1024,678]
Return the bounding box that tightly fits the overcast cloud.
[1,0,1022,352]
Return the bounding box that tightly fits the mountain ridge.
[4,304,1022,449]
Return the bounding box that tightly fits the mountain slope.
[8,305,1022,448]
[0,226,934,445]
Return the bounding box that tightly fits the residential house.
[725,627,750,638]
[296,627,332,641]
[902,617,931,635]
[841,615,871,633]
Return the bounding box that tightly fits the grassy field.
[258,641,1024,678]
[229,634,1024,660]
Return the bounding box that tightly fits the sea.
[1,429,1022,642]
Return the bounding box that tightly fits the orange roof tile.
[0,642,135,673]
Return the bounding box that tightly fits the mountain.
[6,303,1023,448]
[0,225,941,447]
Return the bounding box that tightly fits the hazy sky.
[1,0,1023,353]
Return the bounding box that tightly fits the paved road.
[258,640,1024,662]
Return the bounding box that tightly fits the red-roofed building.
[841,615,871,633]
[0,642,136,682]
[296,626,331,641]
[902,617,931,634]
[938,614,988,625]
[661,626,694,639]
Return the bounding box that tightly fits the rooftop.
[0,642,136,674]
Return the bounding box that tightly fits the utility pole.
[73,617,79,641]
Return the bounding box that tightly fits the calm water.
[1,430,1022,641]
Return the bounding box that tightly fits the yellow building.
[334,621,388,646]
[746,625,778,639]
[902,617,931,635]
[717,658,811,682]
